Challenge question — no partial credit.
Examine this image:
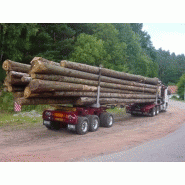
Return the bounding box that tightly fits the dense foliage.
[1,23,185,86]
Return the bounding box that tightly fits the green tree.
[177,73,185,99]
[69,33,108,66]
[0,23,38,82]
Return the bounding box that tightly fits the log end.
[31,73,36,79]
[7,85,13,92]
[24,86,32,98]
[2,60,11,71]
[60,60,67,67]
[30,60,47,74]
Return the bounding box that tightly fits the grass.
[107,107,126,115]
[0,112,43,130]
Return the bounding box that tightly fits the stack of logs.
[2,57,159,106]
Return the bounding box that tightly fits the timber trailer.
[42,66,169,135]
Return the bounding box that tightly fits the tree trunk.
[7,85,26,92]
[75,97,156,106]
[60,60,159,85]
[31,57,60,66]
[2,60,31,72]
[8,71,30,78]
[24,90,156,99]
[21,76,32,83]
[5,76,28,85]
[16,97,77,105]
[31,73,157,89]
[29,76,156,94]
[25,80,98,98]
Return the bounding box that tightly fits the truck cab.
[126,85,169,117]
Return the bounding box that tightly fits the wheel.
[45,122,60,130]
[164,103,168,112]
[100,113,114,127]
[87,115,100,132]
[76,117,89,135]
[149,107,156,117]
[45,125,52,130]
[131,112,137,116]
[156,106,160,115]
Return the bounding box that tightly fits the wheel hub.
[93,119,98,129]
[82,121,88,132]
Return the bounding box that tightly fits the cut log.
[2,60,31,72]
[29,76,156,94]
[5,76,28,85]
[21,76,32,83]
[8,71,30,78]
[16,97,77,105]
[24,80,98,98]
[24,91,156,99]
[31,73,157,89]
[25,79,156,98]
[61,60,100,74]
[8,86,26,92]
[31,57,60,66]
[60,60,159,85]
[75,97,156,106]
[30,60,100,82]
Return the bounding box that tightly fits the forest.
[0,23,185,86]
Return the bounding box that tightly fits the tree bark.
[7,85,26,92]
[75,97,156,106]
[8,71,30,78]
[21,76,32,83]
[29,76,156,94]
[16,97,77,105]
[60,60,159,85]
[25,80,98,98]
[2,60,31,72]
[5,76,28,85]
[24,90,156,99]
[31,73,157,89]
[31,57,60,66]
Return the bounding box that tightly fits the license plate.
[68,124,76,130]
[43,120,50,125]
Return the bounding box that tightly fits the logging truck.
[42,83,169,135]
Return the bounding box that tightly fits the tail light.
[43,110,54,120]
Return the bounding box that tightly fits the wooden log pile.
[2,57,159,106]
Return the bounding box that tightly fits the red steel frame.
[43,106,107,125]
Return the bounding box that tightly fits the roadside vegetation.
[0,89,52,129]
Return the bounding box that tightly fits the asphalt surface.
[81,100,185,162]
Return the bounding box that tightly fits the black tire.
[87,115,100,132]
[156,106,160,115]
[45,125,52,130]
[149,107,156,117]
[100,113,114,127]
[45,122,60,130]
[76,117,89,135]
[131,112,137,116]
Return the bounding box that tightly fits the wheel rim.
[153,108,155,116]
[82,121,88,132]
[108,116,113,126]
[93,118,98,130]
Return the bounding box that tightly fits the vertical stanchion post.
[91,65,102,108]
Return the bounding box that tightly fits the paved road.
[81,100,185,162]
